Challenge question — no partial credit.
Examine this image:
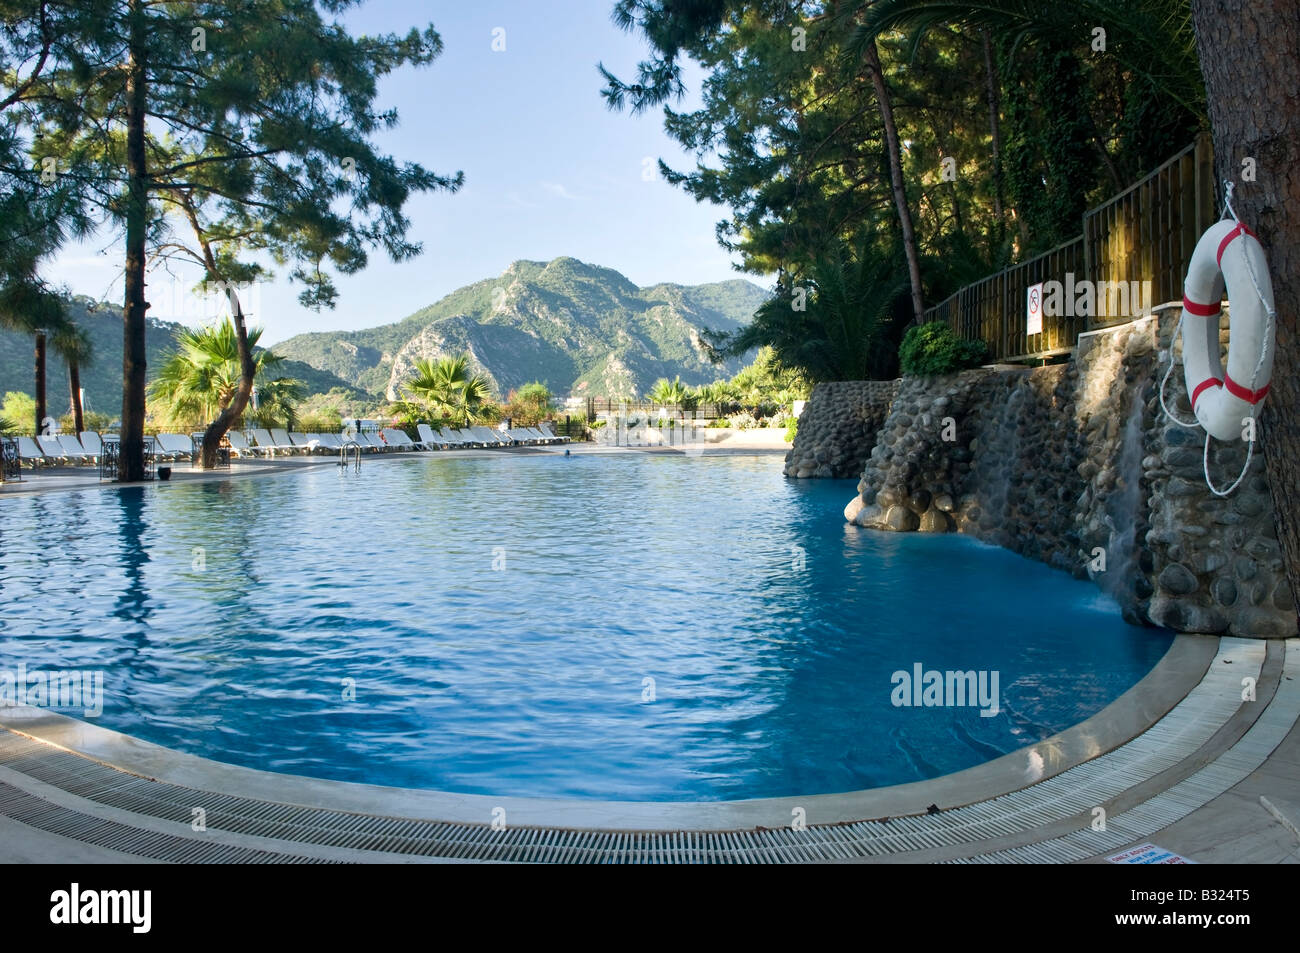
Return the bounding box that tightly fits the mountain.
[274,257,769,399]
[0,296,365,420]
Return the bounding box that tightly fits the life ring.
[1180,219,1276,441]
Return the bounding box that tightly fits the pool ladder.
[339,440,362,472]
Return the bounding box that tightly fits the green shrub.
[898,322,988,376]
[783,416,798,443]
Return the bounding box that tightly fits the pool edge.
[0,633,1213,832]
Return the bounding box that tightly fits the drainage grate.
[0,638,1291,863]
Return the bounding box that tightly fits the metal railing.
[925,135,1216,361]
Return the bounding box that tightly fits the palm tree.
[403,354,493,425]
[648,376,694,408]
[150,319,304,432]
[51,323,93,434]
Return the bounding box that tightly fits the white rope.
[1157,180,1275,497]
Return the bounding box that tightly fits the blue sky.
[43,0,760,344]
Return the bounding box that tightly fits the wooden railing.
[925,135,1216,360]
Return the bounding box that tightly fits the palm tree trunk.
[68,356,83,434]
[34,330,46,433]
[863,39,925,324]
[198,285,256,468]
[119,0,149,482]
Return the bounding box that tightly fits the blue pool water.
[0,453,1172,800]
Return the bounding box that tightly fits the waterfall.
[1098,373,1149,608]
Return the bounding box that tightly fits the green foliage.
[149,320,304,430]
[59,411,113,434]
[501,381,555,425]
[647,376,698,409]
[402,354,493,425]
[1,392,36,432]
[898,322,989,376]
[784,416,798,444]
[297,409,343,433]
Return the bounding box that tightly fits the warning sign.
[1027,282,1044,336]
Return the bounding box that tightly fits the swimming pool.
[0,453,1172,801]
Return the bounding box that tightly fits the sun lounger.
[57,433,99,463]
[358,431,386,452]
[251,428,294,456]
[36,435,76,464]
[380,428,421,451]
[538,422,570,444]
[270,426,305,452]
[438,427,469,447]
[416,423,447,450]
[226,430,262,457]
[17,436,50,466]
[155,433,194,461]
[289,432,321,454]
[78,432,105,456]
[316,433,344,450]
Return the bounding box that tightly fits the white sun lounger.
[17,436,50,466]
[36,435,76,463]
[316,433,344,450]
[226,430,262,458]
[251,428,294,455]
[358,431,386,452]
[270,428,305,455]
[155,433,194,461]
[538,422,570,444]
[79,432,105,456]
[438,427,470,446]
[57,433,99,462]
[289,432,321,454]
[416,423,447,450]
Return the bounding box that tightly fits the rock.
[934,493,955,513]
[1147,596,1229,634]
[1211,577,1238,608]
[918,507,954,533]
[1231,608,1295,638]
[1157,563,1199,596]
[883,504,920,532]
[844,496,865,523]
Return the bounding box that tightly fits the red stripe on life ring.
[1216,222,1257,267]
[1224,373,1270,404]
[1182,295,1221,317]
[1191,377,1222,407]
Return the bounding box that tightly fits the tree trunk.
[119,0,149,481]
[864,39,925,324]
[198,286,256,468]
[34,330,46,433]
[1191,0,1300,635]
[68,357,83,434]
[981,30,1005,240]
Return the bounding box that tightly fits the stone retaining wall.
[783,380,900,479]
[833,311,1295,638]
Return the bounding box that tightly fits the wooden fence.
[926,135,1217,361]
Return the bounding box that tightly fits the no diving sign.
[1027,282,1044,336]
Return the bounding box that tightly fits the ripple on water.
[0,454,1173,800]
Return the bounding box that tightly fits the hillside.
[0,297,365,420]
[275,257,769,399]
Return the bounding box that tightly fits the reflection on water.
[0,455,1173,800]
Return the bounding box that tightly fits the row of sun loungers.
[12,422,571,468]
